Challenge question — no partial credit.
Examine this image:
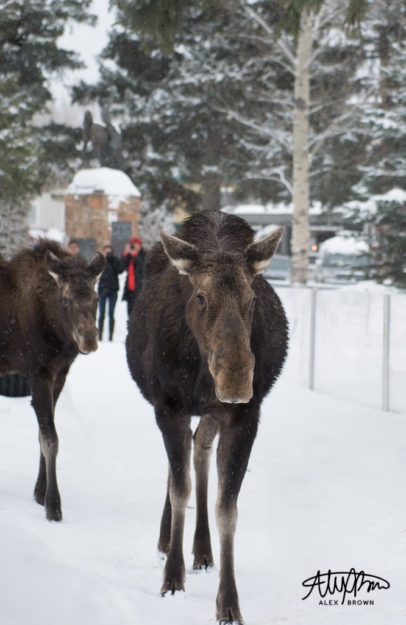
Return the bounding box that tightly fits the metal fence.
[275,286,406,413]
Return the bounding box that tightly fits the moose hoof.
[46,506,63,522]
[193,555,214,571]
[217,603,243,625]
[45,497,62,521]
[34,489,45,506]
[160,580,185,596]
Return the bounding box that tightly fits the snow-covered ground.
[1,300,405,625]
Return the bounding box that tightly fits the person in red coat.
[121,237,146,317]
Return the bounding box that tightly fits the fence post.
[382,293,391,412]
[309,287,317,390]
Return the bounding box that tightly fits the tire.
[0,373,31,397]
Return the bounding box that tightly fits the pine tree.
[74,5,263,212]
[345,1,406,288]
[370,200,406,288]
[0,0,94,257]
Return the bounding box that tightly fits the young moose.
[0,240,104,521]
[126,211,288,624]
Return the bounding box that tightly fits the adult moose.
[0,240,104,521]
[126,211,288,624]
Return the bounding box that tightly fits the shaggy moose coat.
[126,211,288,624]
[0,240,104,520]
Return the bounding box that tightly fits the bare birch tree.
[291,8,312,283]
[217,0,364,283]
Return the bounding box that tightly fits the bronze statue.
[82,110,123,169]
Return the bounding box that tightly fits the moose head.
[45,251,105,354]
[161,227,284,404]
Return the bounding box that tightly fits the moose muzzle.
[208,350,255,404]
[73,328,99,355]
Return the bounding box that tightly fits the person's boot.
[98,319,104,341]
[109,319,115,341]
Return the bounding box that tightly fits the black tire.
[0,373,31,397]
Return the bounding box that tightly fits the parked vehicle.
[315,234,369,283]
[263,254,291,283]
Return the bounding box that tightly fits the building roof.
[67,167,141,198]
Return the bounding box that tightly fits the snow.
[344,188,406,216]
[225,201,324,216]
[276,286,406,413]
[319,234,368,256]
[67,167,140,197]
[1,301,405,625]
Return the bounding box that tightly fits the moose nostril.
[230,398,239,404]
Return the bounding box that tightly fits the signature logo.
[302,569,390,605]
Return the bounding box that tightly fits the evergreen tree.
[354,0,406,196]
[345,1,406,288]
[370,200,406,288]
[0,0,94,257]
[74,5,266,212]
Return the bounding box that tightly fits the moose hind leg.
[193,414,218,570]
[215,417,258,624]
[34,448,46,506]
[157,411,192,595]
[31,377,62,521]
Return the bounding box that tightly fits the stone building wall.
[65,192,141,252]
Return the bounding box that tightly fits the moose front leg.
[31,376,62,521]
[193,414,218,569]
[158,468,172,555]
[156,410,192,594]
[215,414,259,625]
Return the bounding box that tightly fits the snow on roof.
[320,235,368,256]
[67,168,141,198]
[225,201,323,215]
[344,187,406,215]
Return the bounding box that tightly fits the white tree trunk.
[0,201,30,259]
[291,8,312,284]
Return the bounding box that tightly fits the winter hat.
[130,237,142,246]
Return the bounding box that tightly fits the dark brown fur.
[126,211,288,624]
[0,240,104,520]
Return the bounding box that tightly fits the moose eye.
[251,297,257,309]
[196,294,206,307]
[62,297,69,307]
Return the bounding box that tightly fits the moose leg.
[215,416,259,624]
[158,469,172,555]
[31,376,62,521]
[193,414,218,569]
[156,411,192,594]
[34,368,68,513]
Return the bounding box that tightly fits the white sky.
[42,0,116,126]
[59,0,115,84]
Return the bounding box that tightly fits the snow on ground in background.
[1,299,406,625]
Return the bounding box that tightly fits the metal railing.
[275,285,406,413]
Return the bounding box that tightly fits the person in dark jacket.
[121,237,147,317]
[98,245,122,341]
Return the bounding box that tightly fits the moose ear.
[45,251,63,284]
[87,252,105,279]
[245,227,284,275]
[161,232,199,275]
